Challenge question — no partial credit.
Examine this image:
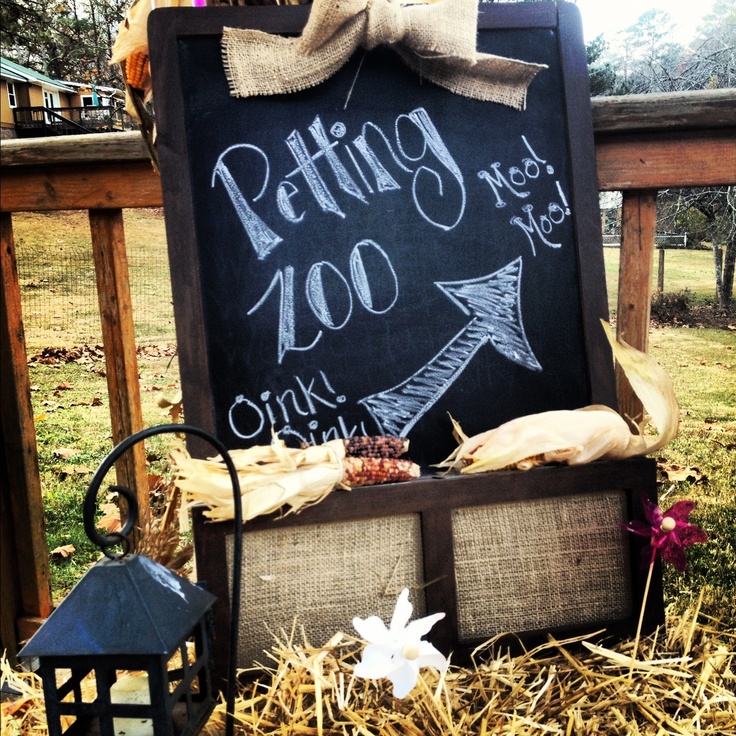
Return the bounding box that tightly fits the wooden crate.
[193,457,662,682]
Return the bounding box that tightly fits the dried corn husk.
[172,436,346,522]
[436,321,680,473]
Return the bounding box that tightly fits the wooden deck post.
[615,190,658,428]
[1,212,53,660]
[89,208,149,524]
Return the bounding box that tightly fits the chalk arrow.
[359,257,541,437]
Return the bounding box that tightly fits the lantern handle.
[83,424,243,734]
[83,423,243,736]
[83,483,138,558]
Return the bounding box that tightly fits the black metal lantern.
[19,425,244,736]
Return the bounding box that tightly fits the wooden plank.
[591,89,736,133]
[0,212,53,625]
[194,458,660,681]
[420,508,457,655]
[595,128,736,190]
[0,131,152,167]
[0,162,163,212]
[2,131,732,211]
[89,209,149,523]
[1,434,22,663]
[616,190,658,428]
[2,91,733,170]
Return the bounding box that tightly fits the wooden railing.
[1,88,735,659]
[12,105,133,137]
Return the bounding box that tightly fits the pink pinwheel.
[620,494,708,673]
[621,496,708,571]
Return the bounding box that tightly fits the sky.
[574,0,716,44]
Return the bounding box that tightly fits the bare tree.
[1,0,127,87]
[595,1,735,312]
[658,187,736,311]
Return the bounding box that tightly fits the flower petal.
[390,588,413,632]
[619,520,653,538]
[353,615,389,644]
[387,661,419,699]
[640,544,656,568]
[642,495,662,526]
[415,642,449,673]
[353,644,396,679]
[679,524,708,547]
[404,611,446,640]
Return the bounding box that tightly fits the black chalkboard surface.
[149,1,614,467]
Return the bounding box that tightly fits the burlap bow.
[222,0,547,111]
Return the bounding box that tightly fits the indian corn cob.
[341,457,420,488]
[343,435,409,458]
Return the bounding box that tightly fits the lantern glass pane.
[56,666,96,703]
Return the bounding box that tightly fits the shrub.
[650,289,693,324]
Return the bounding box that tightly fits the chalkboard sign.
[149,2,614,467]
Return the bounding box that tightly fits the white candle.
[110,674,153,736]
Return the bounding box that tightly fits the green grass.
[603,247,717,312]
[647,328,736,629]
[13,209,174,350]
[29,351,181,600]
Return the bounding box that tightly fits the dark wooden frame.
[194,457,663,684]
[148,1,616,460]
[150,3,663,685]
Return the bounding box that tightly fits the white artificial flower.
[352,588,448,698]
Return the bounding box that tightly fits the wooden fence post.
[657,247,665,293]
[616,190,658,428]
[1,211,53,660]
[89,209,149,524]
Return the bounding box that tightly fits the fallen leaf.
[658,463,705,483]
[3,697,33,718]
[53,447,77,459]
[55,382,73,390]
[159,391,183,423]
[51,544,75,559]
[98,501,122,533]
[67,466,92,475]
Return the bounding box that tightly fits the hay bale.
[3,597,735,735]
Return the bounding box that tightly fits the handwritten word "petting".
[212,107,467,259]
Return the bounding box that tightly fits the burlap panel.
[452,491,633,640]
[225,514,425,668]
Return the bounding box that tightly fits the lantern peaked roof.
[20,554,216,658]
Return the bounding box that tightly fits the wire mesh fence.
[14,210,176,351]
[602,233,689,248]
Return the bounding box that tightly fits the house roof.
[1,56,75,93]
[64,80,125,100]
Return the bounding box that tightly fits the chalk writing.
[248,240,399,363]
[212,108,466,260]
[360,257,540,437]
[214,108,572,446]
[228,371,373,444]
[477,135,572,255]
